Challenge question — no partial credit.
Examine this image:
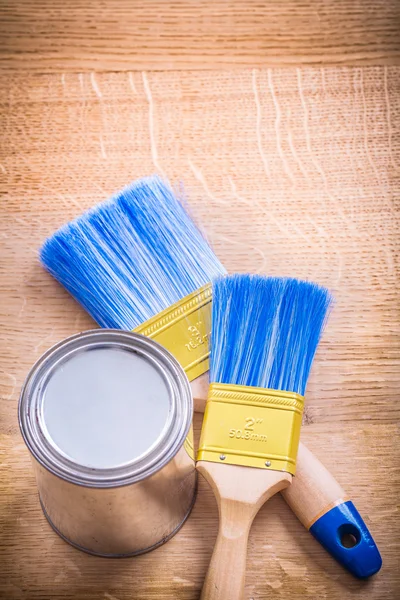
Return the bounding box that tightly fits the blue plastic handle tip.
[309,501,382,578]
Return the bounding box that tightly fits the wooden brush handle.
[192,378,382,578]
[281,442,345,528]
[197,461,291,600]
[191,372,209,413]
[200,498,252,600]
[281,444,382,578]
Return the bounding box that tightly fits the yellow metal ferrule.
[197,383,304,475]
[134,284,212,382]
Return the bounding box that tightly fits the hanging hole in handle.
[338,524,361,548]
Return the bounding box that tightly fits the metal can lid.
[19,330,193,488]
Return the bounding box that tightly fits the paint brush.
[197,274,332,599]
[41,176,225,389]
[40,176,381,577]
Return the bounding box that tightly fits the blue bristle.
[210,275,332,396]
[40,176,226,329]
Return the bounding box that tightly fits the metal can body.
[34,446,196,556]
[19,330,196,557]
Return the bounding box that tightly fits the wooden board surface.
[1,0,400,71]
[1,65,400,598]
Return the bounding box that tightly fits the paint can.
[19,329,196,557]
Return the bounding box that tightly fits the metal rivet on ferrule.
[220,454,226,461]
[265,461,271,467]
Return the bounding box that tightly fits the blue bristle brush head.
[40,176,226,329]
[210,274,333,396]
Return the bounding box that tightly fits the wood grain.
[0,0,400,71]
[1,67,400,598]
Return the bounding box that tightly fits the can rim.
[19,329,193,488]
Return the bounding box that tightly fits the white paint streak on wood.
[128,72,137,95]
[90,72,102,98]
[297,68,348,284]
[18,296,27,319]
[305,215,332,283]
[227,176,273,239]
[213,231,268,275]
[188,159,229,206]
[142,71,167,179]
[251,69,271,179]
[1,371,17,400]
[227,177,254,207]
[321,67,327,93]
[297,68,328,189]
[384,66,398,171]
[267,68,296,185]
[359,69,381,185]
[33,329,55,355]
[99,135,107,159]
[57,193,85,212]
[286,107,310,182]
